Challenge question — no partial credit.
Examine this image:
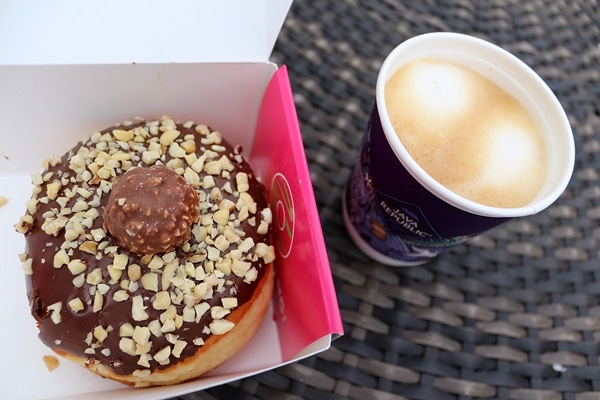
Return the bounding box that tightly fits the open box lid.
[0,0,292,65]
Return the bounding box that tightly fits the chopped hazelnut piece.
[238,237,255,253]
[159,129,180,146]
[93,290,104,312]
[141,150,160,164]
[112,129,134,142]
[47,302,62,324]
[262,245,276,264]
[154,346,171,364]
[148,320,162,338]
[210,306,231,320]
[140,272,159,292]
[172,341,187,358]
[93,325,109,343]
[119,337,137,356]
[15,214,33,234]
[46,181,62,200]
[72,273,85,288]
[119,323,135,337]
[127,263,142,281]
[67,259,86,275]
[112,253,129,270]
[232,259,252,277]
[107,265,123,282]
[209,319,234,335]
[68,297,85,312]
[86,268,102,285]
[133,326,151,345]
[244,267,259,283]
[21,257,33,275]
[213,209,230,226]
[222,297,238,309]
[147,255,165,271]
[113,290,130,302]
[236,172,249,192]
[79,241,98,255]
[257,220,270,235]
[42,355,60,372]
[153,291,171,310]
[131,295,149,321]
[41,215,68,236]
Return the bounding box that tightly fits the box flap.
[251,67,345,360]
[0,0,292,65]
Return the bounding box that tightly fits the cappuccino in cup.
[384,58,547,208]
[343,33,574,266]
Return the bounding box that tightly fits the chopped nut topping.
[119,323,135,337]
[46,181,62,200]
[93,290,104,312]
[236,172,249,193]
[41,215,68,236]
[153,346,171,364]
[222,297,238,309]
[79,241,98,255]
[68,297,85,312]
[262,246,276,264]
[18,117,275,376]
[72,273,85,288]
[133,326,151,345]
[113,129,134,142]
[113,290,130,302]
[140,272,159,292]
[47,302,62,324]
[127,263,142,281]
[232,259,252,277]
[21,257,33,275]
[209,319,234,335]
[119,337,137,356]
[42,355,60,372]
[93,325,109,343]
[132,295,149,321]
[153,291,171,310]
[67,259,86,275]
[86,268,102,285]
[112,253,129,270]
[210,306,231,320]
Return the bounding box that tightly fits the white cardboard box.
[0,2,343,399]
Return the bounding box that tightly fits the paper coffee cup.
[343,32,575,266]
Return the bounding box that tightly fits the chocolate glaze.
[21,118,272,376]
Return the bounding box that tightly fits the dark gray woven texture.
[177,0,600,399]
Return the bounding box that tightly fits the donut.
[14,116,275,387]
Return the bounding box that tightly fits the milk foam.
[385,58,547,208]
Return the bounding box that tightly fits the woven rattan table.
[177,1,600,399]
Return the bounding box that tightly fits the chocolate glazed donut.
[15,116,275,387]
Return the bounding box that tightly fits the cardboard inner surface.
[0,62,276,175]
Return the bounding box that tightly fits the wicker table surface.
[178,1,600,399]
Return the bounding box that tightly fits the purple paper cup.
[343,32,575,266]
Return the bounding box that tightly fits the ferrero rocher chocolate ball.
[103,165,199,255]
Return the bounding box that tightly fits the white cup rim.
[376,32,575,218]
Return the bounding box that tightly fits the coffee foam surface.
[385,58,547,208]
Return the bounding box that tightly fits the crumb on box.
[43,355,60,372]
[0,197,7,207]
